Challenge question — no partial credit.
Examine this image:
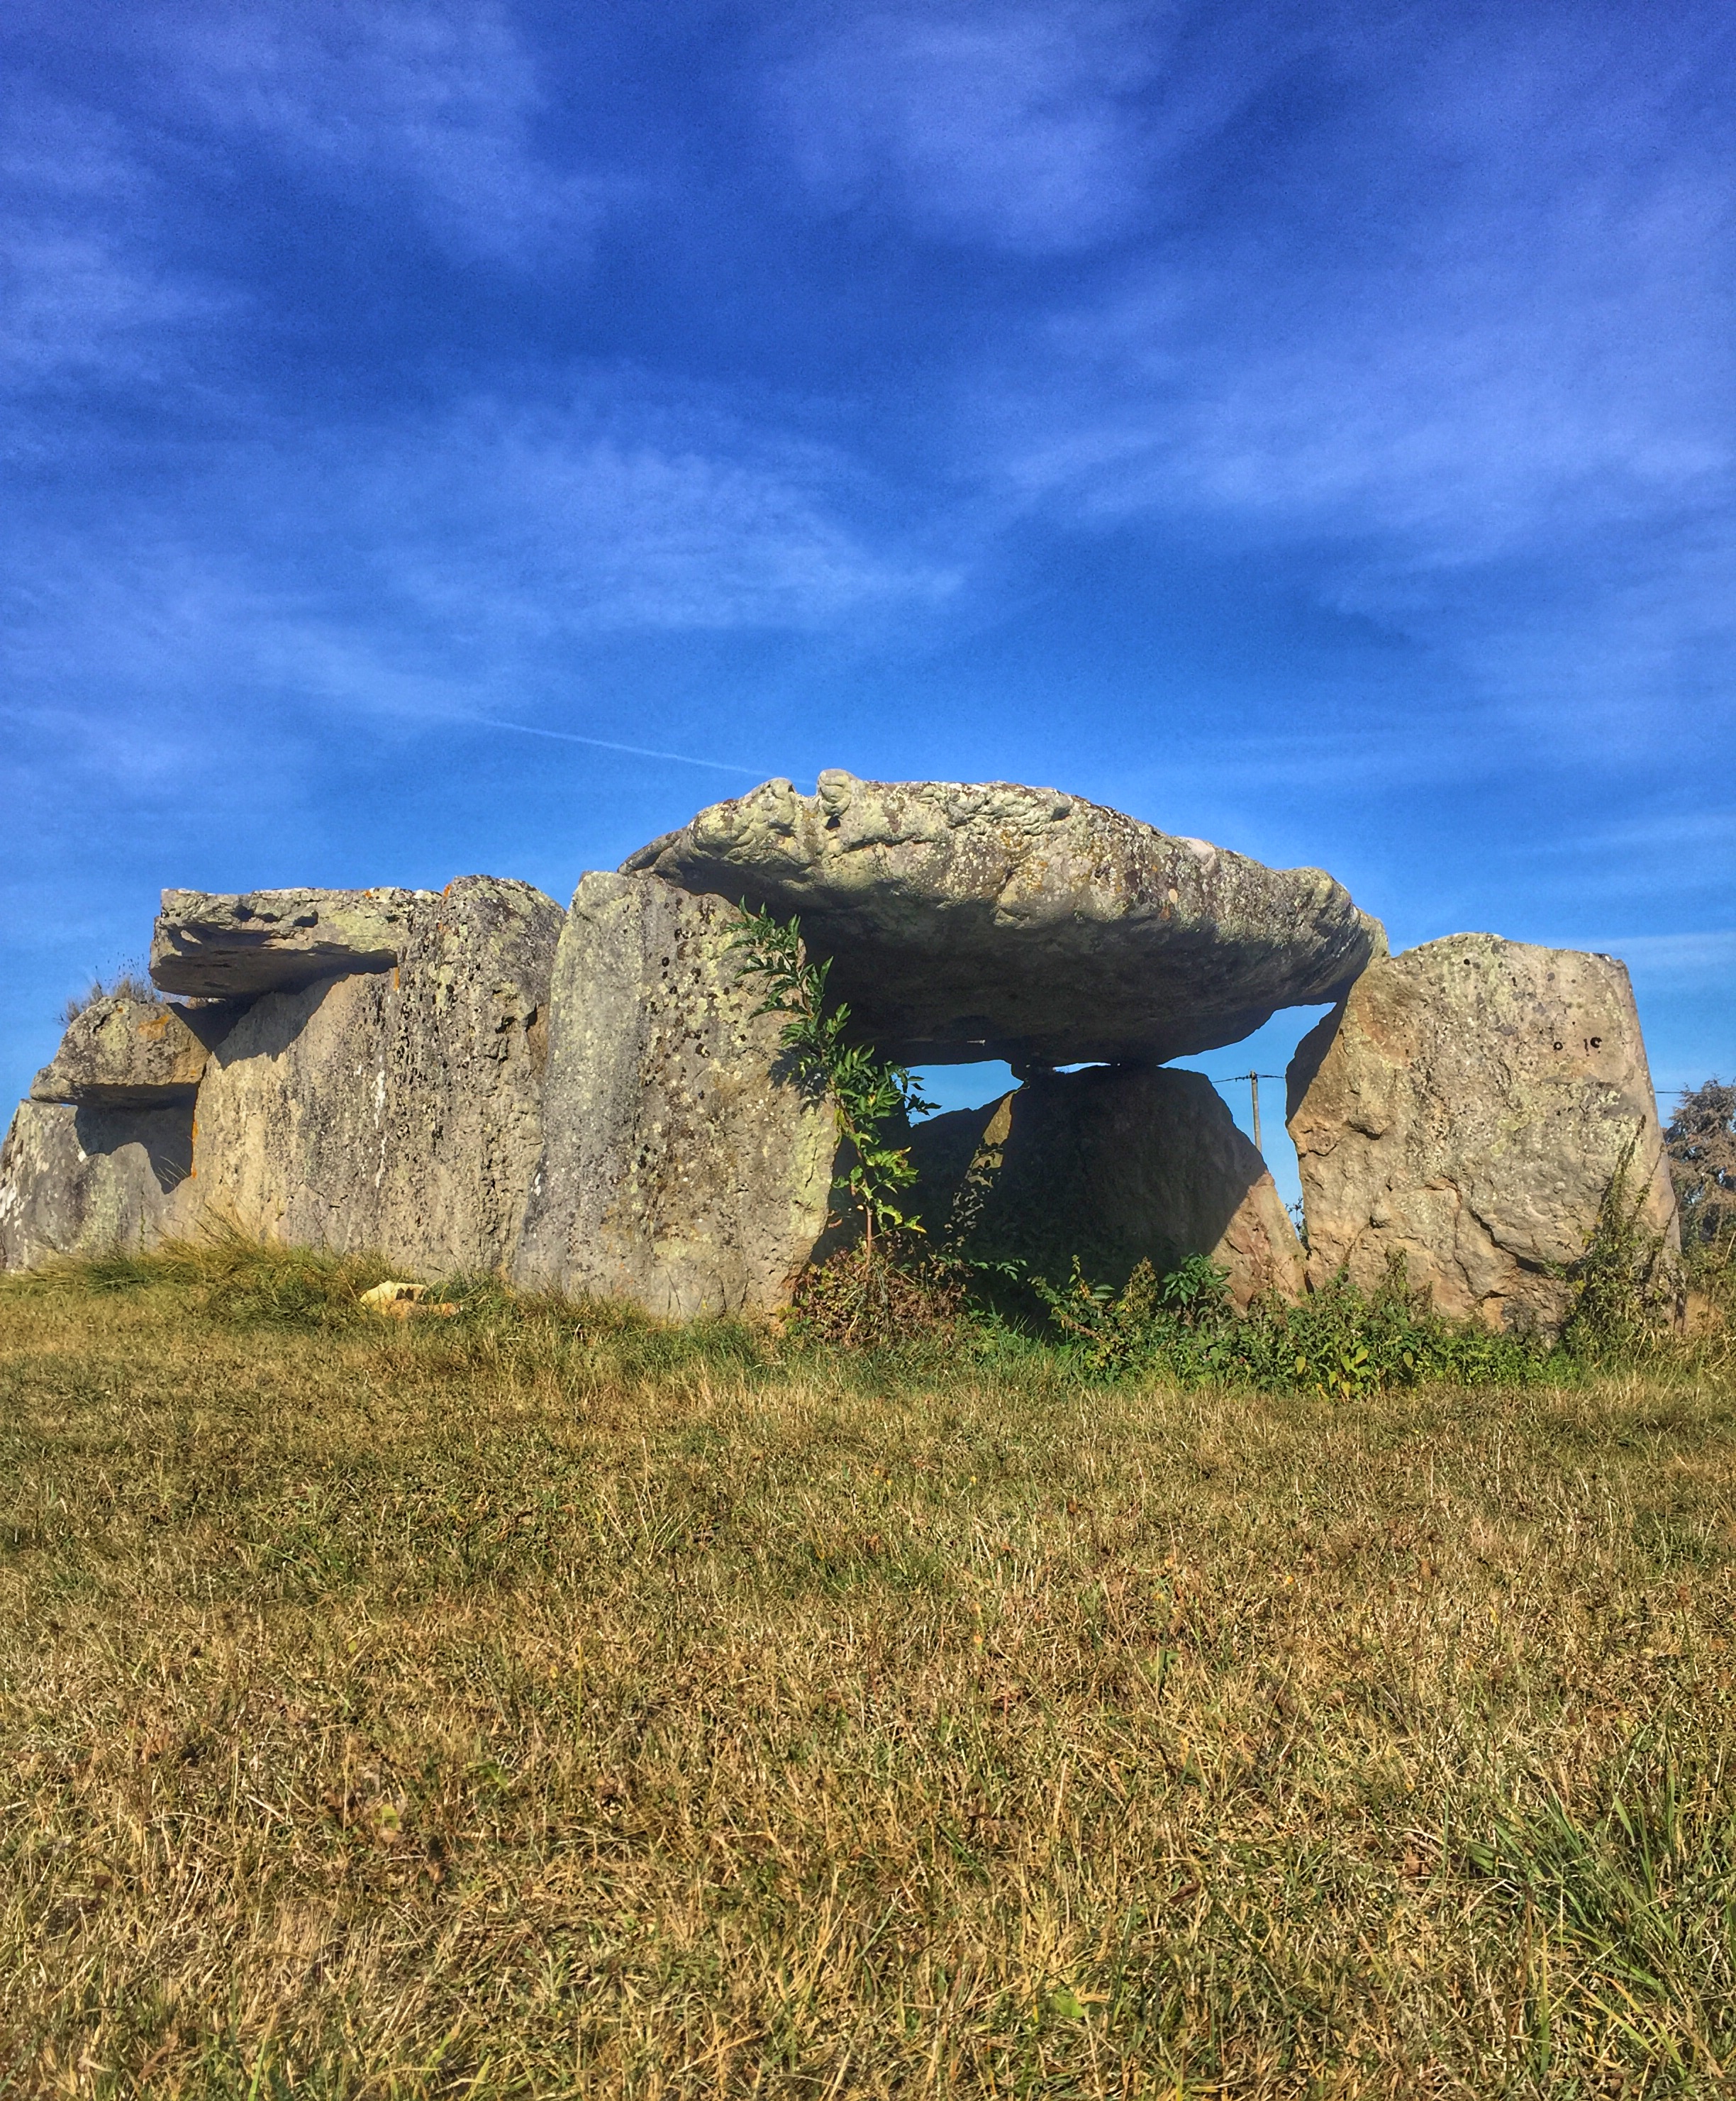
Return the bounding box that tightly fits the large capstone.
[907,1068,1303,1310]
[183,878,562,1272]
[512,872,837,1317]
[0,1099,194,1268]
[30,995,242,1108]
[150,886,433,999]
[1286,934,1681,1331]
[624,772,1385,1068]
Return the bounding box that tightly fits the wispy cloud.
[0,90,237,397]
[0,382,958,809]
[162,1,609,267]
[764,0,1291,255]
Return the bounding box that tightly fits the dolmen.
[0,772,1680,1334]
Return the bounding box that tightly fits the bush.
[789,1240,971,1349]
[1667,1076,1736,1241]
[1031,1250,1551,1392]
[1559,1130,1683,1365]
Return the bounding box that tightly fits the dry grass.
[2,1257,1735,2097]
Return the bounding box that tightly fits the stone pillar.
[0,1101,195,1270]
[1286,933,1680,1331]
[907,1065,1304,1310]
[184,878,563,1273]
[512,872,837,1317]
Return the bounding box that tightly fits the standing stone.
[0,1100,194,1269]
[30,995,242,1108]
[375,877,564,1273]
[1286,934,1680,1331]
[151,887,433,999]
[625,772,1385,1068]
[183,971,396,1253]
[512,872,837,1317]
[182,879,563,1272]
[908,1067,1304,1311]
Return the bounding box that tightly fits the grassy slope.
[1,1263,1734,2098]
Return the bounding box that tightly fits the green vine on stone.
[729,904,934,1251]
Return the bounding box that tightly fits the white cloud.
[165,1,608,265]
[0,386,959,799]
[0,92,238,396]
[1562,932,1736,980]
[764,1,1290,255]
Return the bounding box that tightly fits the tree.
[1665,1077,1736,1244]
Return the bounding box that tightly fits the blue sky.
[4,0,1732,1194]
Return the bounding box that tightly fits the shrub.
[1559,1128,1683,1365]
[789,1240,971,1349]
[1667,1075,1736,1246]
[1031,1249,1551,1391]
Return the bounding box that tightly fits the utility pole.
[1225,1072,1285,1155]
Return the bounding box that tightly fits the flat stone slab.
[150,887,433,999]
[30,995,241,1107]
[625,772,1384,1068]
[908,1068,1303,1310]
[1286,934,1681,1331]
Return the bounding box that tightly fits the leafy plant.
[1560,1126,1682,1364]
[730,904,935,1250]
[1033,1247,1552,1391]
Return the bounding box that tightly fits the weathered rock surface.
[513,872,837,1317]
[625,772,1385,1068]
[0,1099,193,1268]
[30,995,242,1107]
[184,879,563,1271]
[908,1068,1304,1310]
[377,876,564,1273]
[1287,934,1680,1330]
[187,971,397,1252]
[150,887,433,999]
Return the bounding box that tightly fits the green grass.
[3,1248,1735,2096]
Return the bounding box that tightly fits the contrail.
[470,716,768,778]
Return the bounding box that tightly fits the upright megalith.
[7,989,235,1265]
[0,1100,193,1270]
[30,994,242,1108]
[512,872,837,1317]
[187,878,563,1273]
[908,1068,1303,1310]
[185,971,397,1253]
[151,887,433,999]
[376,877,564,1273]
[1287,934,1680,1331]
[625,772,1385,1069]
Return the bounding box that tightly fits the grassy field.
[2,1251,1734,2097]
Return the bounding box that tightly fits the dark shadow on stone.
[179,998,254,1052]
[906,1068,1275,1290]
[72,1103,194,1193]
[205,973,352,1070]
[1285,999,1347,1125]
